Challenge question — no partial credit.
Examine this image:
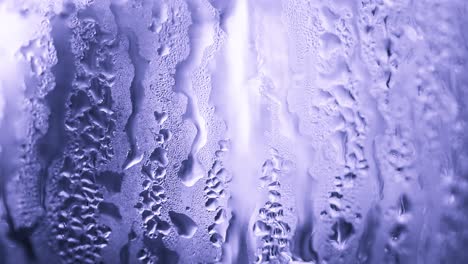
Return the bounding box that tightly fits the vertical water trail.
[225,0,251,152]
[220,0,263,262]
[39,17,74,208]
[122,31,147,170]
[0,6,51,262]
[174,0,212,187]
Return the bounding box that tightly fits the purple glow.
[0,0,467,263]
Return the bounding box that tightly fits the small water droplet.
[168,211,198,238]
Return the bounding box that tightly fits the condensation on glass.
[0,0,467,263]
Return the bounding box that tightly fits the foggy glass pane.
[0,0,467,263]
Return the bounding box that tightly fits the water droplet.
[168,211,198,238]
[330,218,355,249]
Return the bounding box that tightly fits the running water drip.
[217,0,265,262]
[0,0,467,263]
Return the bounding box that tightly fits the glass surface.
[0,0,467,263]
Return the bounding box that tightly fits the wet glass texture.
[0,0,467,263]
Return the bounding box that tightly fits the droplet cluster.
[254,150,292,263]
[47,13,117,263]
[205,140,230,248]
